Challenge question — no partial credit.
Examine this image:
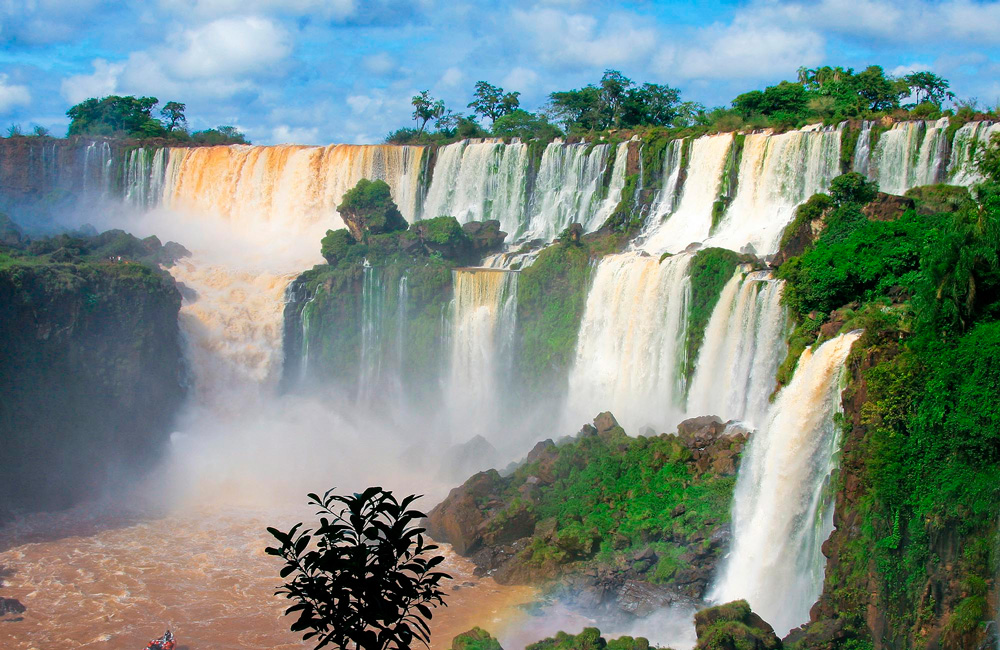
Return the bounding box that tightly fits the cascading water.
[446,268,518,439]
[640,134,733,255]
[420,140,529,238]
[870,118,950,194]
[948,121,1000,187]
[708,124,842,256]
[358,263,386,405]
[564,253,692,434]
[123,147,168,208]
[853,121,873,179]
[649,138,685,220]
[685,270,787,428]
[525,141,628,241]
[710,331,861,637]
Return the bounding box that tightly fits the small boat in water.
[144,630,176,650]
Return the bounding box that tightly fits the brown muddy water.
[0,508,538,649]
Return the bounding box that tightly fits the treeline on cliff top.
[386,64,998,145]
[4,95,249,144]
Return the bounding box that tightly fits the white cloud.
[890,62,934,77]
[159,0,356,20]
[271,124,320,144]
[164,16,291,80]
[438,66,463,88]
[670,18,824,81]
[60,59,123,104]
[0,74,31,113]
[512,8,657,68]
[346,94,376,115]
[363,52,396,76]
[501,67,539,94]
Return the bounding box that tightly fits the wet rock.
[426,469,503,555]
[439,435,499,483]
[862,192,914,221]
[594,411,619,434]
[671,504,687,518]
[783,617,847,650]
[462,220,507,256]
[677,415,725,442]
[0,597,25,618]
[617,580,683,617]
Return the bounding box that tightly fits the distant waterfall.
[870,118,950,194]
[419,139,629,244]
[564,253,692,434]
[711,331,861,637]
[446,268,519,437]
[853,121,873,179]
[948,121,1000,187]
[651,138,685,219]
[685,270,787,428]
[640,134,734,255]
[420,140,530,237]
[358,264,386,405]
[708,124,842,256]
[123,147,168,208]
[525,141,629,241]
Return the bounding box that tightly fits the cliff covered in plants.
[0,225,187,518]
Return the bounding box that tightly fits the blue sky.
[1,0,999,145]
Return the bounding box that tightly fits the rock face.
[861,192,915,221]
[426,412,750,617]
[0,259,186,518]
[694,600,782,650]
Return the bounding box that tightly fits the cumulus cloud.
[512,7,658,68]
[363,52,396,76]
[271,124,320,144]
[0,74,31,113]
[163,16,291,81]
[61,59,123,104]
[502,67,540,94]
[438,66,463,88]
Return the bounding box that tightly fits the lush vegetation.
[59,95,249,143]
[775,137,1000,646]
[526,628,658,650]
[515,233,593,394]
[682,248,746,385]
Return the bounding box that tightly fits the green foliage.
[66,95,167,138]
[904,184,974,215]
[491,110,562,141]
[452,627,503,650]
[778,207,944,318]
[266,488,451,650]
[320,228,356,266]
[829,172,878,206]
[778,193,834,252]
[549,70,682,132]
[419,216,467,246]
[732,81,809,125]
[468,81,520,124]
[338,179,409,242]
[694,600,780,650]
[412,91,445,134]
[515,239,592,393]
[160,101,186,131]
[189,125,249,145]
[527,628,655,650]
[683,248,743,385]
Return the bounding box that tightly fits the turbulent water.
[685,270,787,427]
[710,331,861,636]
[446,268,519,440]
[870,118,950,194]
[565,253,692,434]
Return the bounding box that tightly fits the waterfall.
[525,141,628,242]
[853,121,873,179]
[124,147,168,208]
[564,253,692,434]
[710,331,861,637]
[358,263,386,405]
[708,124,842,256]
[650,138,685,219]
[871,118,950,194]
[685,270,787,428]
[420,139,529,238]
[948,121,1000,187]
[161,144,426,248]
[446,268,518,437]
[640,134,734,255]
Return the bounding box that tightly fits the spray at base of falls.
[564,253,692,435]
[685,270,787,429]
[446,268,519,442]
[710,331,861,637]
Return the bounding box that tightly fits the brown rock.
[426,469,503,555]
[862,192,915,221]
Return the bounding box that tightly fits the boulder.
[462,220,507,256]
[617,580,684,617]
[594,411,619,434]
[452,627,503,650]
[694,600,781,650]
[862,192,914,221]
[0,597,25,618]
[426,469,503,555]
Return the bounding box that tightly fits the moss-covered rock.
[452,627,504,650]
[903,184,974,215]
[694,600,781,650]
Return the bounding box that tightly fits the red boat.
[144,630,176,650]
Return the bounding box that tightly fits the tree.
[266,487,451,650]
[830,172,878,206]
[903,71,955,107]
[491,109,562,141]
[852,65,905,112]
[160,101,187,131]
[66,95,165,137]
[467,81,520,124]
[598,69,633,128]
[622,82,681,127]
[337,179,408,243]
[548,85,604,131]
[411,91,444,135]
